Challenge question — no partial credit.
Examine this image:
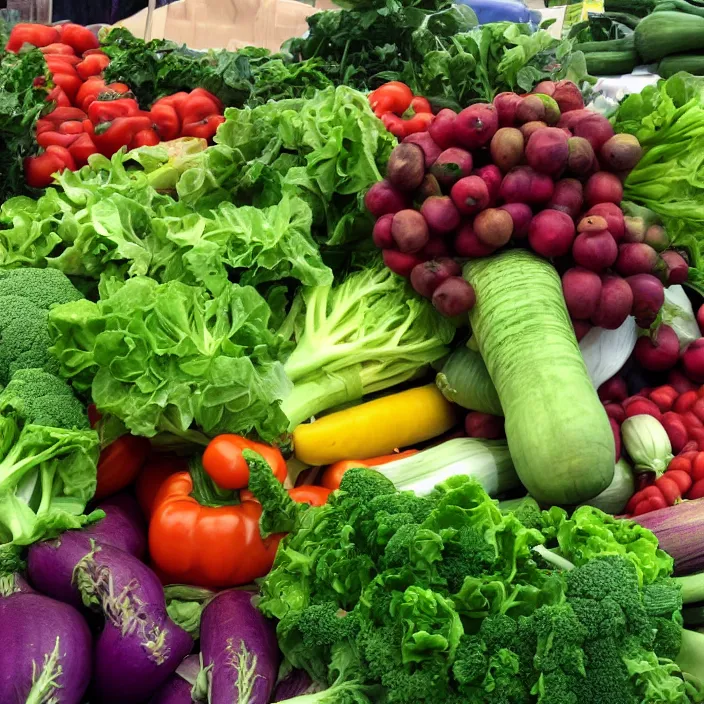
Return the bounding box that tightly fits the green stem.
[676,629,704,684]
[189,458,240,508]
[675,572,704,605]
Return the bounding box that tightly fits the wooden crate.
[115,0,337,51]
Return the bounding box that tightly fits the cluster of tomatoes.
[5,22,226,189]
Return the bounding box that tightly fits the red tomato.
[94,435,152,501]
[6,24,60,52]
[76,53,110,81]
[60,24,100,55]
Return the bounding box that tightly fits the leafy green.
[101,28,333,108]
[255,469,704,703]
[279,260,455,428]
[0,47,51,203]
[0,368,101,552]
[47,276,292,443]
[613,72,704,290]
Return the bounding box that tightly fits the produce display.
[3,3,704,703]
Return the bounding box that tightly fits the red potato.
[365,180,408,217]
[683,339,704,383]
[499,202,532,239]
[533,81,556,96]
[662,250,689,285]
[410,258,461,298]
[516,94,560,125]
[598,375,628,403]
[391,210,429,253]
[558,109,592,130]
[475,164,502,206]
[451,175,490,215]
[562,267,602,320]
[600,134,642,172]
[432,277,476,317]
[493,92,523,127]
[454,224,496,257]
[420,196,461,235]
[464,411,505,439]
[591,274,633,330]
[428,109,457,150]
[430,148,473,188]
[372,214,394,248]
[386,143,426,191]
[473,208,513,248]
[490,128,524,172]
[644,225,669,251]
[403,132,442,167]
[572,230,618,272]
[525,127,569,176]
[520,120,547,140]
[454,104,499,150]
[626,273,665,328]
[420,238,450,260]
[499,166,554,205]
[572,319,592,341]
[587,202,625,241]
[548,179,583,219]
[585,172,624,206]
[528,209,575,258]
[567,136,595,176]
[552,80,585,113]
[383,250,422,277]
[573,113,615,151]
[635,324,680,371]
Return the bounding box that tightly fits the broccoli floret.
[0,268,82,385]
[439,525,498,593]
[368,492,434,524]
[336,467,396,506]
[297,603,361,648]
[1,367,89,430]
[452,635,487,686]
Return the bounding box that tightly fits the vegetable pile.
[4,6,704,704]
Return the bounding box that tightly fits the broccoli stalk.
[675,571,704,605]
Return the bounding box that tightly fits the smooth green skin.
[464,250,614,505]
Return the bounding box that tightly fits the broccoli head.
[0,268,82,385]
[336,467,396,507]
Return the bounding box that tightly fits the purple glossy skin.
[86,493,148,558]
[149,655,200,704]
[28,495,147,608]
[272,668,315,701]
[74,543,193,703]
[200,590,280,704]
[0,592,91,704]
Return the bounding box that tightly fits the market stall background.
[3,1,704,702]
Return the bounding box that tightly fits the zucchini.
[655,0,704,17]
[658,53,704,76]
[604,11,643,28]
[463,250,614,505]
[635,11,704,62]
[604,0,655,16]
[574,34,636,53]
[584,49,639,74]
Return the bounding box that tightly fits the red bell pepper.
[76,77,107,112]
[152,92,189,115]
[68,133,98,167]
[50,71,83,103]
[181,114,225,140]
[104,82,131,96]
[59,23,100,55]
[43,107,88,125]
[88,97,140,124]
[37,131,80,150]
[179,90,222,124]
[6,23,60,52]
[45,54,81,68]
[58,120,85,135]
[150,104,180,141]
[76,53,110,81]
[93,115,153,156]
[24,145,75,189]
[46,86,71,109]
[130,128,160,148]
[40,43,76,56]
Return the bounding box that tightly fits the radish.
[598,375,628,403]
[372,214,394,249]
[463,249,615,505]
[615,243,664,278]
[587,202,625,241]
[454,225,496,257]
[499,202,532,239]
[572,230,618,272]
[585,171,624,206]
[490,127,524,172]
[661,250,689,285]
[548,178,583,219]
[525,127,569,175]
[567,136,595,176]
[364,180,407,217]
[627,273,665,328]
[430,147,473,188]
[410,258,461,298]
[385,143,425,191]
[635,325,680,371]
[528,209,575,258]
[391,210,429,253]
[573,319,592,341]
[493,92,522,127]
[428,108,457,149]
[465,411,505,439]
[562,267,602,320]
[683,339,704,383]
[432,277,476,317]
[403,132,442,167]
[698,303,704,334]
[451,175,490,215]
[420,196,460,235]
[382,250,422,277]
[473,208,513,248]
[592,274,633,330]
[475,164,502,205]
[454,103,498,149]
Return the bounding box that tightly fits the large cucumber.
[463,250,614,505]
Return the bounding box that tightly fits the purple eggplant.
[272,668,319,701]
[0,591,92,703]
[150,655,201,703]
[85,492,148,558]
[200,590,280,704]
[28,493,147,608]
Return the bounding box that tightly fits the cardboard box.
[115,0,337,51]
